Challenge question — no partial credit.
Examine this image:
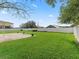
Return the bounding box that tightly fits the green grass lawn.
[0,31,79,59]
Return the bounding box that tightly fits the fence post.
[73,26,79,42]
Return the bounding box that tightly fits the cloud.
[1,11,7,14]
[32,4,38,8]
[48,14,54,18]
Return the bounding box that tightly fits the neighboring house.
[54,24,72,28]
[46,25,56,28]
[0,21,13,29]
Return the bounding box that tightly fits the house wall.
[0,25,12,29]
[0,21,13,29]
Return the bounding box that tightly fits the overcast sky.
[0,0,61,27]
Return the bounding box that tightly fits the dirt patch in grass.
[0,33,31,42]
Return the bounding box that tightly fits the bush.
[20,29,23,31]
[32,30,38,32]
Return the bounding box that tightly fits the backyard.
[0,30,78,59]
[0,0,79,59]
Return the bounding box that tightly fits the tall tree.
[59,0,79,42]
[20,20,37,28]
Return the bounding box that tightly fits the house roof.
[0,20,13,26]
[0,21,13,24]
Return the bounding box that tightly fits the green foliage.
[59,0,79,25]
[45,0,67,7]
[20,20,37,28]
[45,0,56,7]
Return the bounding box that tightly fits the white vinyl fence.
[0,28,74,33]
[37,28,73,33]
[1,28,79,42]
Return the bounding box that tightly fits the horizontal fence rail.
[0,28,74,33]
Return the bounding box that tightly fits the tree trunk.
[73,26,79,42]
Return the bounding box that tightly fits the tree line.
[20,20,56,28]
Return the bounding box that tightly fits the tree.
[46,0,68,7]
[59,0,79,42]
[45,0,56,7]
[20,21,37,28]
[46,25,56,28]
[0,0,54,17]
[0,0,32,18]
[45,0,79,42]
[0,0,64,18]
